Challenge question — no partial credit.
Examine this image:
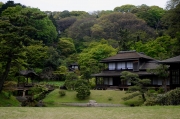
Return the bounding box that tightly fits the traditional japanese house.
[159,55,180,89]
[92,51,161,90]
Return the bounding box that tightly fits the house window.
[104,78,107,85]
[117,62,125,70]
[172,70,180,84]
[153,79,157,85]
[127,62,133,69]
[109,63,115,70]
[158,79,162,85]
[74,66,78,69]
[109,78,113,85]
[104,78,113,85]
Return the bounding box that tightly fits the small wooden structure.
[15,70,39,97]
[68,63,79,71]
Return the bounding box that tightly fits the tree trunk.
[142,93,146,102]
[0,58,12,93]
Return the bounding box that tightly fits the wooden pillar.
[95,77,97,85]
[23,90,26,97]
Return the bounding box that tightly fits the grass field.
[1,89,180,119]
[0,91,20,107]
[41,81,64,87]
[43,89,142,106]
[0,106,180,119]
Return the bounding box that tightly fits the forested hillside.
[0,0,179,92]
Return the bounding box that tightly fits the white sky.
[1,0,168,12]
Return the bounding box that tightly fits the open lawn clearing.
[0,106,180,119]
[40,81,64,87]
[43,89,141,106]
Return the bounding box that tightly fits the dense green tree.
[78,40,117,80]
[70,11,89,17]
[114,4,136,12]
[44,46,61,70]
[59,10,70,18]
[56,17,77,36]
[64,72,79,90]
[48,13,59,36]
[30,10,58,45]
[68,17,96,52]
[53,66,68,81]
[166,0,180,9]
[0,6,46,92]
[132,35,178,59]
[121,71,151,102]
[90,10,114,18]
[0,1,25,15]
[91,12,156,50]
[132,5,165,30]
[162,2,180,55]
[2,5,58,45]
[51,11,61,20]
[57,37,76,58]
[26,43,49,69]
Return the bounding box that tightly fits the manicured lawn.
[0,106,180,119]
[40,81,64,87]
[0,91,20,107]
[43,89,142,106]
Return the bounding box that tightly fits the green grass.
[0,106,180,119]
[40,81,64,87]
[0,91,20,107]
[43,89,141,106]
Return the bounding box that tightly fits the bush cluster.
[156,88,180,105]
[145,88,180,106]
[76,84,90,100]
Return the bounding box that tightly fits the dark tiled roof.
[100,51,155,62]
[70,62,78,66]
[91,70,154,77]
[139,62,159,70]
[160,55,180,64]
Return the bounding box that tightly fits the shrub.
[74,79,89,90]
[64,79,76,90]
[144,97,157,106]
[148,89,156,94]
[76,84,90,100]
[124,99,144,106]
[156,88,180,105]
[59,90,66,97]
[156,94,166,105]
[157,87,165,94]
[89,78,96,89]
[108,97,113,101]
